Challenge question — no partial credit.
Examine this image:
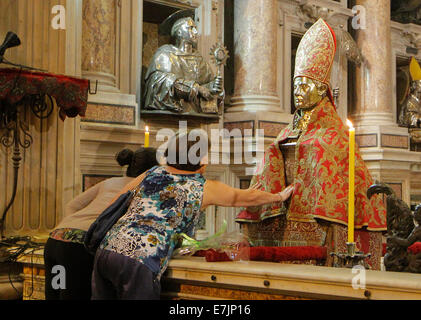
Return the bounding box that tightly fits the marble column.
[352,0,421,207]
[353,0,394,126]
[229,0,280,112]
[82,0,118,93]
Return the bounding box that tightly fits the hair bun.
[116,149,134,166]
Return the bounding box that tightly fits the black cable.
[8,258,22,299]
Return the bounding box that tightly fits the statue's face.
[176,18,198,45]
[412,80,421,97]
[293,76,327,110]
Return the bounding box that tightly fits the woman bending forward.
[91,131,294,300]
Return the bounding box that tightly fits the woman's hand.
[278,185,294,202]
[249,182,263,191]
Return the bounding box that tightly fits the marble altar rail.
[8,250,421,300]
[163,257,421,300]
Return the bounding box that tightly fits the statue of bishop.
[235,19,386,269]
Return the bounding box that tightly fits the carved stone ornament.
[402,31,421,50]
[295,0,336,25]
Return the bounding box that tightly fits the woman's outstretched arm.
[201,180,294,210]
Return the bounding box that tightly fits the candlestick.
[145,126,150,148]
[346,119,355,243]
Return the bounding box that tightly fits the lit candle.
[145,126,150,148]
[346,119,355,243]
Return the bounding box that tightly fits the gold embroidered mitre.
[410,57,421,81]
[294,18,337,86]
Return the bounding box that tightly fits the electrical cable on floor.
[0,236,44,300]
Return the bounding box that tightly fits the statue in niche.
[368,183,421,273]
[235,20,386,269]
[142,10,225,115]
[399,57,421,128]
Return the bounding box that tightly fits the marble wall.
[1,0,421,239]
[0,0,80,236]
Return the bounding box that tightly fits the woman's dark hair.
[116,147,158,177]
[164,130,209,172]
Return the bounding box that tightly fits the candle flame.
[145,126,149,132]
[346,119,354,129]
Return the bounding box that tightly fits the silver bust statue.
[399,80,421,128]
[143,11,223,114]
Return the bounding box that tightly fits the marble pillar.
[352,0,421,206]
[229,0,280,112]
[82,0,118,93]
[353,0,394,126]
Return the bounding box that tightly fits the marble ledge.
[80,123,147,145]
[360,148,421,164]
[87,91,137,107]
[391,20,421,36]
[12,251,421,300]
[165,256,421,300]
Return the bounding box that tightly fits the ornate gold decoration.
[293,107,316,133]
[294,18,336,86]
[410,57,421,81]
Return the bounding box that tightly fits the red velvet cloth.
[382,242,421,256]
[250,246,327,262]
[0,68,89,120]
[204,250,232,262]
[409,243,421,255]
[197,246,328,263]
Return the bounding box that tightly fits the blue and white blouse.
[100,166,206,280]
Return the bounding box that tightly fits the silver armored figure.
[399,80,421,128]
[143,10,223,114]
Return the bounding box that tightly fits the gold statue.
[292,76,328,135]
[399,57,421,129]
[235,19,386,269]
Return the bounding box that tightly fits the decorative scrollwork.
[0,128,14,148]
[0,100,34,150]
[17,119,32,149]
[29,94,54,120]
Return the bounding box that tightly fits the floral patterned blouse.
[100,166,206,280]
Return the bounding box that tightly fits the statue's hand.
[388,235,399,245]
[198,86,213,101]
[210,76,224,95]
